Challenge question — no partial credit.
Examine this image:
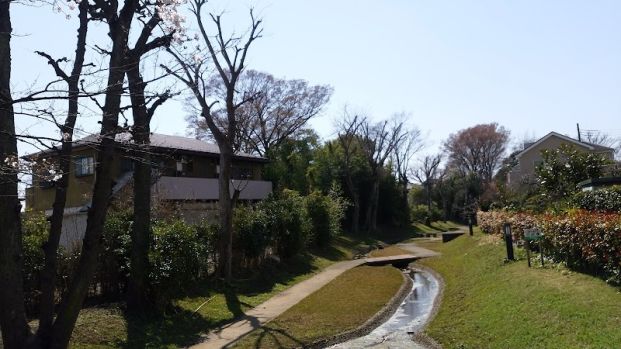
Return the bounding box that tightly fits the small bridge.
[364,254,420,268]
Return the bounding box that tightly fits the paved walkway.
[191,244,439,349]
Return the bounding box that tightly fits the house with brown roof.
[24,133,272,248]
[506,132,615,190]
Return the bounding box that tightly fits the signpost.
[503,223,514,261]
[524,228,544,267]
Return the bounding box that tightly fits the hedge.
[572,187,621,212]
[477,210,621,284]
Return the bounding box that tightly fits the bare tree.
[359,117,409,231]
[413,154,442,225]
[444,123,509,183]
[582,130,620,156]
[33,0,90,342]
[124,6,174,313]
[335,112,363,234]
[46,1,147,347]
[189,70,332,156]
[165,0,263,281]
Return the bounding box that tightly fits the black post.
[503,223,514,261]
[525,240,531,268]
[539,239,544,267]
[468,216,473,236]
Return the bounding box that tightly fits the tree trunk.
[126,59,151,312]
[37,2,88,341]
[343,170,360,234]
[364,176,379,232]
[217,147,234,281]
[49,5,135,346]
[0,2,33,347]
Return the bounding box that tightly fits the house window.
[175,156,193,176]
[75,156,95,177]
[233,167,253,180]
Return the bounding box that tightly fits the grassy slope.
[68,221,459,348]
[233,265,404,349]
[69,235,377,349]
[418,232,621,349]
[368,245,411,257]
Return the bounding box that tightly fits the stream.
[328,269,439,349]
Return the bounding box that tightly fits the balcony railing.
[153,176,272,201]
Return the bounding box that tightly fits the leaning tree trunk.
[37,2,88,341]
[49,6,135,346]
[126,59,152,312]
[0,2,32,347]
[217,147,234,281]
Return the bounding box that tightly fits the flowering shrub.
[477,210,621,284]
[477,210,538,240]
[572,187,621,212]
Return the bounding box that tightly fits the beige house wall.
[27,147,267,212]
[508,135,615,189]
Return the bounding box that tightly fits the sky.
[10,0,621,158]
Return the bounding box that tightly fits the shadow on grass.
[118,254,324,348]
[246,325,306,349]
[371,225,427,244]
[122,304,212,349]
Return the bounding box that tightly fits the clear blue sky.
[11,0,621,157]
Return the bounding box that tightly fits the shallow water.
[328,270,439,349]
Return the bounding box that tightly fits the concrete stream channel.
[328,268,440,349]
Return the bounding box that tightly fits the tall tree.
[392,126,423,225]
[47,1,144,347]
[165,0,262,281]
[0,0,32,347]
[336,113,363,234]
[189,70,332,156]
[359,117,409,231]
[413,154,442,225]
[444,123,509,183]
[124,7,174,313]
[34,0,90,341]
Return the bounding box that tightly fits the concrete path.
[191,245,440,349]
[396,243,441,258]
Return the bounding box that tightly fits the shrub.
[233,204,271,264]
[264,190,310,259]
[97,210,132,299]
[22,212,49,312]
[22,212,80,313]
[411,204,442,224]
[477,209,621,284]
[572,186,621,212]
[150,220,213,301]
[539,211,621,284]
[306,191,331,247]
[477,210,538,240]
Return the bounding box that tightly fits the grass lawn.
[417,230,621,349]
[68,234,379,348]
[368,245,411,257]
[412,221,460,235]
[232,265,404,349]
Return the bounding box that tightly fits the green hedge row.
[572,186,621,212]
[21,189,348,311]
[477,210,621,284]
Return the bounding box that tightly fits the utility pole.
[577,123,582,142]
